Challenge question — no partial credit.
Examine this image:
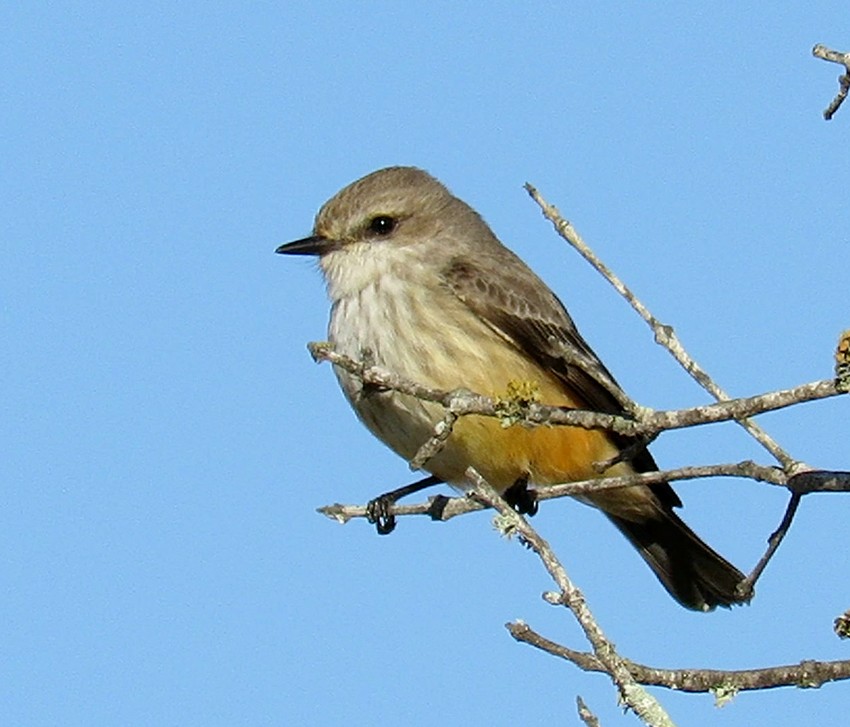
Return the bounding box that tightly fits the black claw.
[503,477,538,516]
[364,475,445,535]
[366,495,397,535]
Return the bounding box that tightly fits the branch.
[466,468,675,727]
[577,696,602,727]
[318,461,850,598]
[813,44,850,120]
[311,323,850,590]
[309,343,843,440]
[524,183,801,470]
[317,460,786,526]
[508,622,850,695]
[740,491,801,596]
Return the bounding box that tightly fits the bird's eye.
[368,215,397,236]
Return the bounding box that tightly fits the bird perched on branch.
[277,166,749,611]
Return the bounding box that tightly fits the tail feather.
[607,510,750,611]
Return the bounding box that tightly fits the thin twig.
[577,696,602,727]
[318,465,850,527]
[409,409,459,470]
[741,469,850,590]
[312,339,846,576]
[317,460,786,526]
[524,184,801,472]
[466,468,675,727]
[742,492,802,594]
[309,343,843,440]
[813,44,850,120]
[507,622,850,693]
[542,461,787,497]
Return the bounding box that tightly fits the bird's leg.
[502,475,538,516]
[366,475,445,535]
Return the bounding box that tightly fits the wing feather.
[442,252,663,482]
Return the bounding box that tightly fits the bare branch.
[737,469,850,586]
[577,696,602,727]
[317,491,484,525]
[741,491,801,599]
[311,338,847,597]
[308,342,495,418]
[542,461,787,497]
[309,343,844,440]
[507,622,850,694]
[316,460,785,526]
[813,44,850,119]
[788,469,850,494]
[638,380,838,432]
[466,468,675,727]
[409,409,458,470]
[523,183,801,470]
[318,462,850,533]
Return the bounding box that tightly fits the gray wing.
[442,251,661,478]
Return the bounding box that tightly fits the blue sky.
[3,3,850,725]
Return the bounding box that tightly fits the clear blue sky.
[3,3,849,725]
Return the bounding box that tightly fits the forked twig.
[508,622,850,693]
[813,44,850,119]
[467,468,675,727]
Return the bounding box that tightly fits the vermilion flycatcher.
[277,166,748,611]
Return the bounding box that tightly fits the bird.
[276,166,749,611]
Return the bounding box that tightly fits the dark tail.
[607,510,751,611]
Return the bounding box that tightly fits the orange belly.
[442,412,622,490]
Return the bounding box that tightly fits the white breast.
[323,243,451,462]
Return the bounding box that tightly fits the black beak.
[275,235,337,256]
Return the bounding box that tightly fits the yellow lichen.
[494,380,541,427]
